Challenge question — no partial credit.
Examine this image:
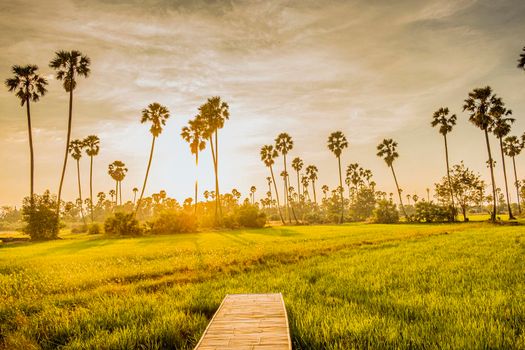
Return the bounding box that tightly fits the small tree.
[22,190,59,240]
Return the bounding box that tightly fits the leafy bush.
[148,211,197,234]
[373,200,399,224]
[71,224,88,234]
[413,202,451,223]
[236,205,266,228]
[88,223,101,235]
[22,191,60,240]
[104,213,142,236]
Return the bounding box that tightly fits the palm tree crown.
[327,131,348,157]
[275,133,293,155]
[181,117,206,155]
[305,165,318,181]
[5,65,48,105]
[490,102,514,139]
[518,46,525,71]
[49,50,90,91]
[377,139,398,166]
[291,157,303,172]
[108,161,128,182]
[431,107,457,135]
[68,139,84,160]
[84,135,100,156]
[198,96,229,137]
[141,103,170,137]
[503,136,523,157]
[260,145,278,167]
[463,86,501,131]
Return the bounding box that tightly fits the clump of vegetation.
[104,212,142,236]
[148,211,197,234]
[21,191,59,240]
[235,204,266,228]
[413,201,451,223]
[88,223,101,235]
[373,199,399,223]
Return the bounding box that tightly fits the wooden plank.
[194,293,291,350]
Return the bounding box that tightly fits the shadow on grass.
[41,238,116,255]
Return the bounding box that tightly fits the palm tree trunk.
[133,191,137,205]
[499,137,515,219]
[194,152,198,215]
[208,135,218,219]
[26,99,34,207]
[76,159,85,225]
[214,130,222,218]
[57,88,74,216]
[283,154,291,223]
[484,129,497,222]
[136,136,156,214]
[270,165,285,224]
[115,181,118,206]
[337,156,344,223]
[296,171,301,198]
[512,156,521,215]
[444,135,456,221]
[119,181,122,206]
[311,180,317,204]
[89,155,94,222]
[390,165,407,218]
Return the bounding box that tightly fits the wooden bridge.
[194,293,292,350]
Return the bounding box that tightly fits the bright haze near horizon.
[0,0,524,207]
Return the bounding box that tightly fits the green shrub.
[104,213,142,236]
[88,223,101,235]
[71,224,88,234]
[22,191,60,240]
[373,200,399,224]
[236,205,266,228]
[148,211,197,234]
[413,202,451,223]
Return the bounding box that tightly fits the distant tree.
[136,103,170,213]
[301,176,310,201]
[132,187,138,204]
[291,157,304,198]
[491,101,515,219]
[68,139,86,224]
[108,161,128,206]
[377,138,407,218]
[83,135,100,221]
[50,50,91,216]
[260,145,285,224]
[22,190,59,240]
[5,65,48,206]
[518,46,525,71]
[198,97,229,219]
[250,186,256,205]
[181,117,206,214]
[275,133,294,223]
[321,184,329,201]
[306,165,319,204]
[266,176,273,206]
[109,189,116,203]
[431,107,457,220]
[327,131,348,223]
[503,135,524,214]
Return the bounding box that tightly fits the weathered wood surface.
[194,293,291,350]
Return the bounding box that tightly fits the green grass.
[1,223,524,349]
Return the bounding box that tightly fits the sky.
[0,0,524,207]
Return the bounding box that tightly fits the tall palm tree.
[198,97,229,219]
[431,107,457,220]
[5,65,48,206]
[136,103,170,213]
[83,135,100,221]
[518,46,525,71]
[321,184,329,201]
[275,133,294,223]
[181,117,206,215]
[260,145,285,224]
[291,157,303,198]
[306,165,319,204]
[68,139,86,224]
[108,161,128,206]
[503,135,524,215]
[327,131,348,223]
[491,101,515,219]
[50,50,90,216]
[132,187,138,204]
[377,138,407,218]
[301,175,310,201]
[463,86,500,222]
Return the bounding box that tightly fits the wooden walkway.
[194,293,291,350]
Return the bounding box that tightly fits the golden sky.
[1,0,525,206]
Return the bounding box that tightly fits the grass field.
[1,223,524,349]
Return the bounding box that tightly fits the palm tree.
[275,133,294,223]
[503,135,524,214]
[68,139,86,224]
[50,50,91,216]
[301,176,310,201]
[135,103,170,213]
[260,145,285,224]
[306,165,319,204]
[463,86,501,222]
[518,46,525,71]
[109,189,116,203]
[491,101,515,219]
[291,157,303,198]
[83,135,100,221]
[377,138,407,218]
[132,187,138,204]
[250,186,256,205]
[321,185,329,201]
[108,161,128,206]
[266,176,273,206]
[181,117,206,215]
[198,97,229,219]
[431,107,457,220]
[5,65,48,206]
[327,131,348,223]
